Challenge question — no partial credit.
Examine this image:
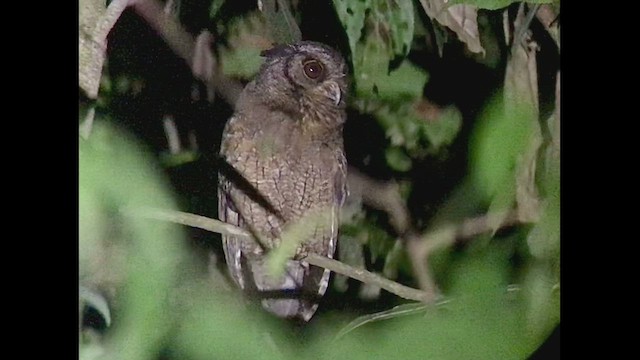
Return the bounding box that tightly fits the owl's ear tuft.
[260,44,295,59]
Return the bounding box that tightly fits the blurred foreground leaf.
[80,121,189,360]
[219,12,273,79]
[310,246,550,359]
[449,0,553,10]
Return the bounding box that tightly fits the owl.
[217,41,348,321]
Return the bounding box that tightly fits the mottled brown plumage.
[218,41,348,321]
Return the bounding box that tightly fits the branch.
[79,0,133,99]
[407,209,536,290]
[535,4,560,50]
[304,253,432,303]
[121,206,251,239]
[346,167,410,235]
[131,0,243,107]
[94,0,132,47]
[346,168,438,297]
[122,206,434,303]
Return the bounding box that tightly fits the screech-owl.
[218,41,348,321]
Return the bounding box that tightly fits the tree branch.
[304,253,432,303]
[95,0,133,47]
[535,4,560,50]
[79,0,133,99]
[120,206,251,239]
[131,0,243,107]
[346,167,410,235]
[121,206,434,303]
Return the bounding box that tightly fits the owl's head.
[251,41,348,121]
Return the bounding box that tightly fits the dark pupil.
[304,61,323,79]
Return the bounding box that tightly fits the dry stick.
[347,168,410,235]
[347,168,442,299]
[122,206,433,303]
[79,0,133,138]
[304,253,431,302]
[347,168,446,299]
[121,206,251,239]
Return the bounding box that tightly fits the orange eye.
[303,59,324,79]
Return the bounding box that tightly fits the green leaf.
[220,46,264,79]
[353,33,390,99]
[209,0,224,19]
[160,150,199,167]
[526,160,559,260]
[448,0,553,10]
[173,293,288,360]
[419,105,462,151]
[469,94,535,205]
[523,262,560,340]
[321,245,541,360]
[377,60,429,101]
[261,0,301,44]
[385,146,412,172]
[79,121,188,359]
[332,0,370,57]
[266,207,333,277]
[218,12,273,79]
[333,0,414,59]
[379,0,415,57]
[335,0,418,99]
[354,46,428,100]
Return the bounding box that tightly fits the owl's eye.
[302,59,324,80]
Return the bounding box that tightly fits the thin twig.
[421,210,535,254]
[121,206,252,238]
[346,167,410,235]
[121,206,433,303]
[162,116,181,154]
[512,3,539,52]
[80,107,96,140]
[304,253,432,303]
[408,209,536,295]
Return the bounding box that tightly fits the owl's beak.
[325,81,343,107]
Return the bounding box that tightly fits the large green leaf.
[305,246,545,360]
[332,0,369,58]
[449,0,553,10]
[333,0,414,59]
[377,0,415,57]
[469,95,534,205]
[79,122,188,360]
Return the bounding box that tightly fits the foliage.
[79,0,560,359]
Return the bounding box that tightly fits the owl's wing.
[219,168,313,320]
[294,147,348,321]
[218,172,246,289]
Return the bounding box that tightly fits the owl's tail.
[246,258,331,322]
